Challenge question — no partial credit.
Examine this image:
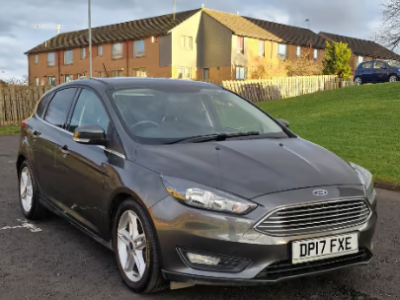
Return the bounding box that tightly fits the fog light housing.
[187,253,220,266]
[178,248,252,273]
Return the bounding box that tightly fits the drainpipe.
[126,41,129,77]
[58,50,61,84]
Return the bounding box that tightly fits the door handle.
[32,130,41,138]
[58,145,69,155]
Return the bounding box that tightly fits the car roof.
[58,77,221,91]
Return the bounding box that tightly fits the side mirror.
[73,125,107,146]
[277,118,289,128]
[381,65,387,69]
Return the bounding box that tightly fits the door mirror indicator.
[73,125,107,146]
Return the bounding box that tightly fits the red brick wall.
[28,36,172,86]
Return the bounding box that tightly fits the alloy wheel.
[20,166,33,213]
[354,77,362,85]
[389,75,397,82]
[117,210,147,282]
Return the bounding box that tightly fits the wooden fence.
[222,75,353,102]
[0,86,51,126]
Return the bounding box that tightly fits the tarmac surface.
[1,135,399,300]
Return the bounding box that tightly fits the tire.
[18,160,48,220]
[354,77,362,85]
[112,198,169,294]
[389,75,398,82]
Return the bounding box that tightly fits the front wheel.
[112,198,169,294]
[354,77,362,85]
[389,75,398,82]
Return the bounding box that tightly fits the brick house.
[319,32,400,72]
[26,8,331,86]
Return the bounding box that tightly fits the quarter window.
[44,88,77,128]
[69,89,110,133]
[36,94,52,118]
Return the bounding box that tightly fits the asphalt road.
[1,135,400,300]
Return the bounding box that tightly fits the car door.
[54,88,124,236]
[359,61,374,83]
[372,61,388,82]
[31,87,79,202]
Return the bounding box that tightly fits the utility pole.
[173,0,176,21]
[88,0,92,77]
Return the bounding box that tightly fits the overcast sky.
[0,0,382,79]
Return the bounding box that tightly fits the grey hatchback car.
[17,78,377,294]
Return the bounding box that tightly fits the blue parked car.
[354,59,400,85]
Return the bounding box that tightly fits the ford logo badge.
[313,189,328,196]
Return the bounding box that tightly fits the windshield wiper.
[167,131,260,144]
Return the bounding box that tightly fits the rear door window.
[44,88,77,128]
[373,61,386,69]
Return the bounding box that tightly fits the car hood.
[136,137,362,200]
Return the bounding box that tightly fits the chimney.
[236,11,239,15]
[201,4,204,8]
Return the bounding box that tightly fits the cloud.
[0,0,384,80]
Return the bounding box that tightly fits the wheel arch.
[16,154,27,178]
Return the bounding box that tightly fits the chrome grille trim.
[255,197,372,236]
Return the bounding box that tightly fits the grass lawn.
[0,125,20,135]
[258,82,400,184]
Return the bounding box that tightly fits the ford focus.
[16,78,377,293]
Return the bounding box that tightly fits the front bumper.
[150,185,377,285]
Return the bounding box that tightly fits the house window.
[134,40,145,57]
[237,36,244,54]
[81,48,86,59]
[34,55,38,64]
[236,66,246,80]
[177,67,192,79]
[357,56,364,65]
[277,44,287,59]
[111,70,122,77]
[47,52,55,66]
[35,77,39,86]
[112,43,123,59]
[181,36,193,50]
[203,68,209,80]
[259,40,265,57]
[78,73,86,78]
[48,76,56,86]
[314,49,319,60]
[98,71,105,78]
[98,45,103,56]
[297,46,301,57]
[133,68,147,77]
[64,50,73,65]
[64,74,73,82]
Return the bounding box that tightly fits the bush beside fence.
[222,75,353,102]
[0,86,51,126]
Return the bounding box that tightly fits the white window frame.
[277,44,287,60]
[81,47,86,59]
[259,40,265,57]
[133,68,147,77]
[47,52,55,66]
[112,43,123,59]
[297,46,301,57]
[64,74,73,82]
[133,40,145,57]
[181,36,193,50]
[34,55,38,64]
[48,76,56,86]
[35,77,39,86]
[98,45,103,56]
[236,66,246,80]
[64,50,73,65]
[314,49,319,60]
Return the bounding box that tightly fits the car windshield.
[110,85,289,144]
[387,60,400,67]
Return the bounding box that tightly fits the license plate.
[292,233,358,264]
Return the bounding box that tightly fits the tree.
[322,41,352,79]
[249,57,288,79]
[2,75,29,86]
[377,0,400,51]
[286,50,324,76]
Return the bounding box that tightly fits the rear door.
[34,87,79,203]
[372,60,389,82]
[54,88,124,236]
[359,61,374,83]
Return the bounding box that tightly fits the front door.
[55,88,117,236]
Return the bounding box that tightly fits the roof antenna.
[201,4,204,8]
[173,0,176,21]
[57,24,60,34]
[305,19,310,30]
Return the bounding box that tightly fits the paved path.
[0,135,399,300]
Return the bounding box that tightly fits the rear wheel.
[18,160,48,220]
[112,198,169,294]
[354,77,362,85]
[389,75,398,82]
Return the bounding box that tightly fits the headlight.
[349,162,375,202]
[161,176,257,214]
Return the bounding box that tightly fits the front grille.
[256,248,371,280]
[255,198,371,236]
